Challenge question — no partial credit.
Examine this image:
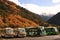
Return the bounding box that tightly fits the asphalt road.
[0,35,60,40]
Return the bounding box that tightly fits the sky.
[20,0,54,6]
[9,0,60,15]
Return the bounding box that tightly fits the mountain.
[0,0,50,28]
[9,0,55,21]
[48,12,60,26]
[40,14,53,21]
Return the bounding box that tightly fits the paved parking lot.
[0,35,60,40]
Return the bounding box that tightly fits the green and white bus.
[44,27,59,35]
[25,27,46,37]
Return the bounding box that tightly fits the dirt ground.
[0,35,60,40]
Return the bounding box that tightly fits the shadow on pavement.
[54,38,60,40]
[0,36,25,39]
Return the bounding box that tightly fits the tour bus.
[15,28,26,38]
[0,28,26,38]
[25,27,46,37]
[44,27,59,35]
[4,28,15,37]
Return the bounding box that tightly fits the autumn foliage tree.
[5,14,39,28]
